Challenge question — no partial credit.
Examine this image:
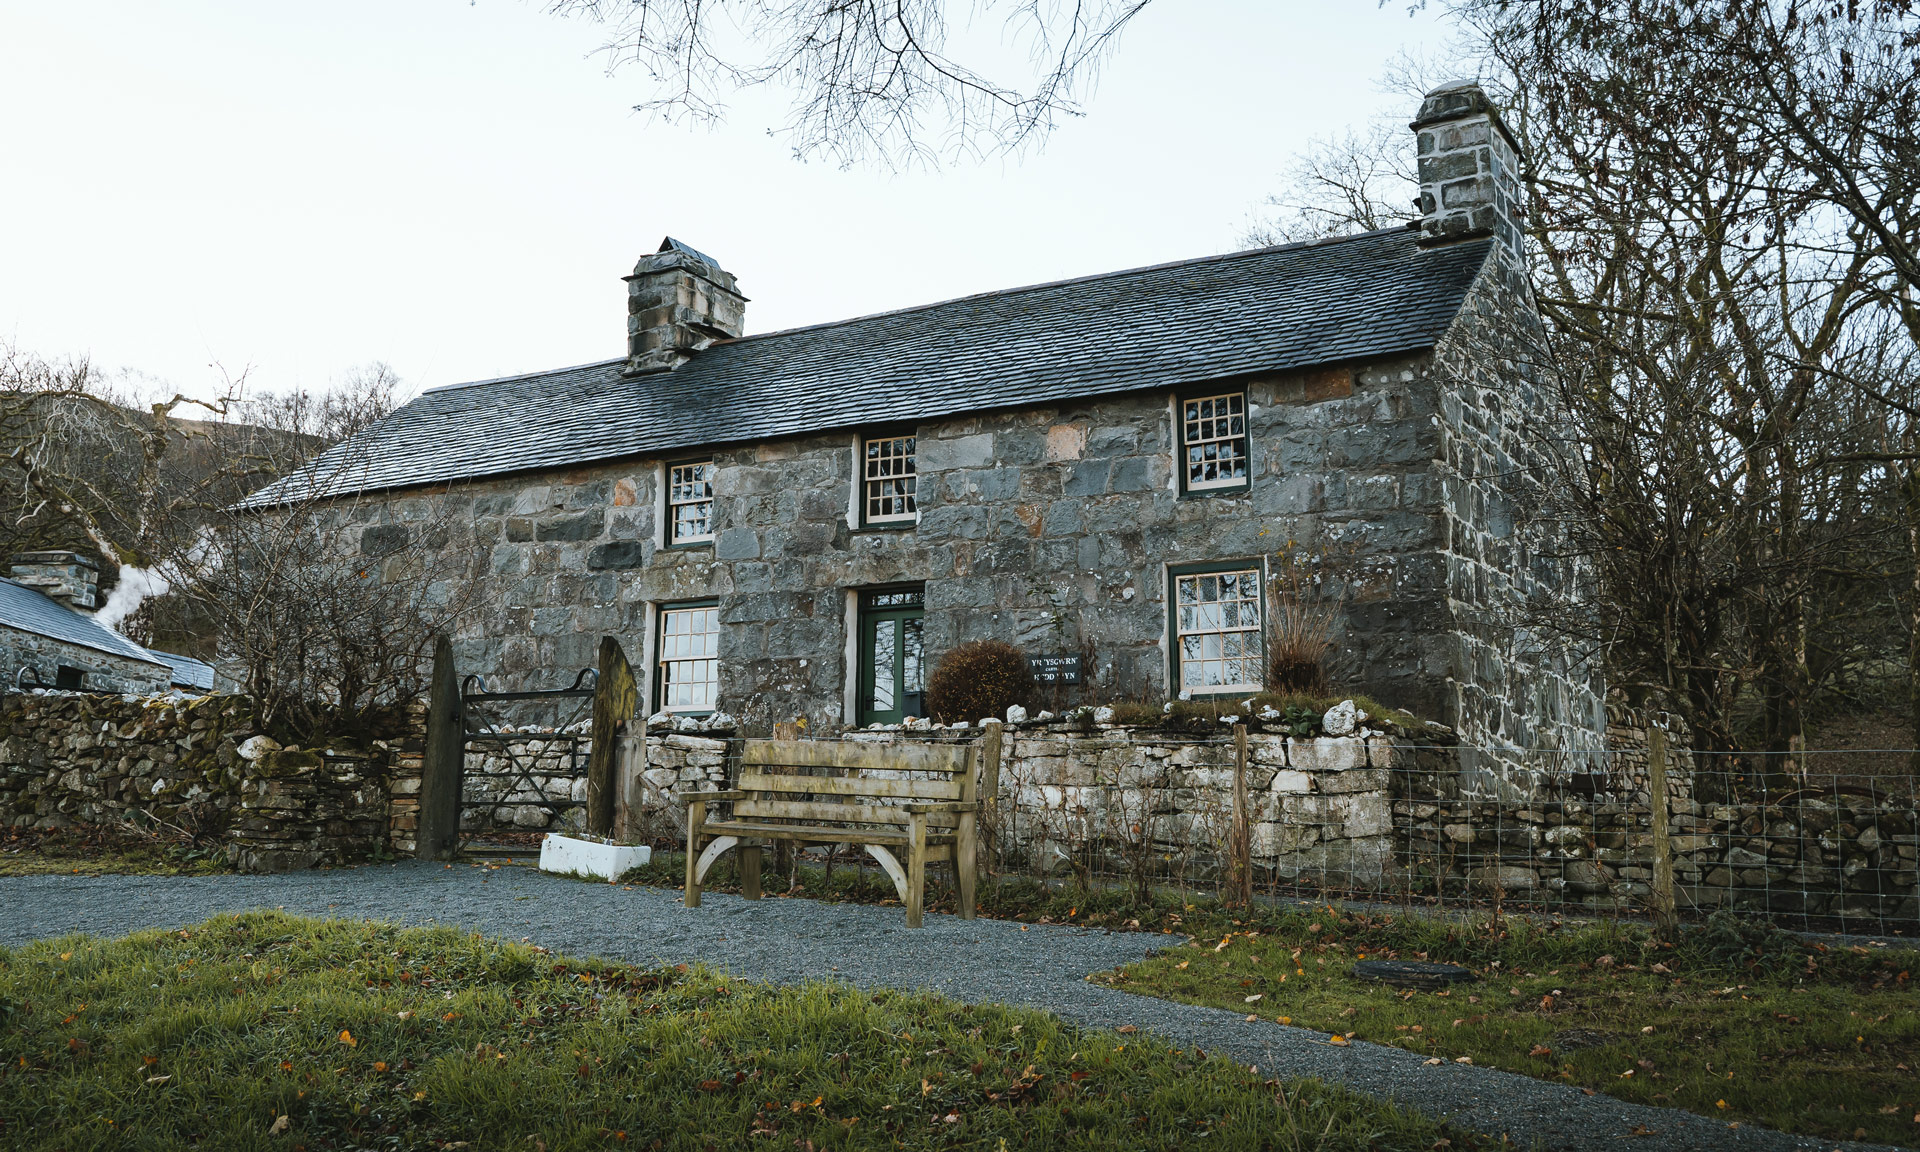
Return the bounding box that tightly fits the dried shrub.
[925,640,1034,724]
[1266,546,1344,694]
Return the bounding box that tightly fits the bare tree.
[547,0,1154,163]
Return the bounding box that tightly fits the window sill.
[852,520,919,534]
[1179,484,1252,501]
[662,539,715,552]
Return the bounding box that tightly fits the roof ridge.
[717,225,1420,348]
[419,225,1421,396]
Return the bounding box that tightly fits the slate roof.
[242,226,1493,506]
[148,649,217,691]
[0,579,169,668]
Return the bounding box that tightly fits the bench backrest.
[733,739,976,830]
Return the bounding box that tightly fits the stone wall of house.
[336,348,1500,738]
[0,626,171,694]
[1430,245,1608,791]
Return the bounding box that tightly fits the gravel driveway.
[0,861,1902,1152]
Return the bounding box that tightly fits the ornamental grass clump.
[1265,546,1343,694]
[925,640,1034,723]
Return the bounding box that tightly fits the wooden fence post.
[587,636,639,839]
[416,636,464,861]
[978,721,1004,877]
[1230,723,1251,908]
[1647,724,1678,939]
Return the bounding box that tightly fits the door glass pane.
[902,617,924,694]
[870,619,897,711]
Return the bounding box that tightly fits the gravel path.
[0,861,1903,1152]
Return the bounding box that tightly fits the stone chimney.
[623,237,747,375]
[1411,81,1524,258]
[11,551,99,612]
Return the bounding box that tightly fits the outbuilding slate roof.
[148,649,217,691]
[242,226,1493,506]
[0,579,168,668]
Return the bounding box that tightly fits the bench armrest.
[676,790,746,802]
[904,802,976,815]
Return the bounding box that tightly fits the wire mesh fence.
[618,722,1920,938]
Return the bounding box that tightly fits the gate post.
[588,636,639,838]
[417,636,464,860]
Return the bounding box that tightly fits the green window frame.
[1166,561,1264,697]
[1176,389,1251,495]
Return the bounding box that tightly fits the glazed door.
[858,587,925,725]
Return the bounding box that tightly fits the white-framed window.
[667,459,714,544]
[1172,568,1263,694]
[657,603,719,712]
[1179,391,1250,491]
[862,434,917,524]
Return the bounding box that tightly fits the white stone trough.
[538,833,651,881]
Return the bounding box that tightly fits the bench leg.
[741,843,762,900]
[956,809,978,920]
[906,813,927,929]
[683,799,706,908]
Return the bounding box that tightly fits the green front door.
[858,587,925,725]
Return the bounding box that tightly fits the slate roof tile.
[243,228,1491,506]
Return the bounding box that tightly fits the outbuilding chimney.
[11,551,99,612]
[623,237,747,375]
[1411,81,1524,259]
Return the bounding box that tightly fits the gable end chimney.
[1411,81,1524,259]
[12,551,99,612]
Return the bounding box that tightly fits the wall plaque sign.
[1028,655,1082,685]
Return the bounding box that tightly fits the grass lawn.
[0,912,1472,1151]
[0,825,230,878]
[1087,904,1920,1147]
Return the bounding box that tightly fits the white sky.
[1,1,1449,401]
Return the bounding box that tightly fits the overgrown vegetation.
[925,639,1034,724]
[0,911,1472,1150]
[1093,905,1920,1147]
[0,824,231,878]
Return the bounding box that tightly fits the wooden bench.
[678,738,978,928]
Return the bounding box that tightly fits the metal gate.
[455,667,596,854]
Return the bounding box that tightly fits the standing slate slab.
[587,636,638,838]
[416,636,464,860]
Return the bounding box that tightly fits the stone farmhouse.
[247,81,1605,779]
[0,551,208,694]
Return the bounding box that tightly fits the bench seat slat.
[734,798,959,828]
[700,820,956,846]
[735,771,960,801]
[742,739,971,775]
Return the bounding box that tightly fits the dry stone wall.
[0,691,410,872]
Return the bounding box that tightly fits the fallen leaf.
[146,1074,170,1084]
[1640,1025,1654,1034]
[1245,1014,1258,1022]
[1423,1058,1444,1066]
[269,1115,290,1136]
[1115,1025,1136,1034]
[1176,960,1190,970]
[338,1031,356,1048]
[1243,994,1262,1003]
[373,1062,388,1072]
[698,1080,722,1092]
[1529,1045,1552,1058]
[59,952,71,962]
[1278,1016,1292,1025]
[1454,1056,1472,1065]
[1328,1035,1350,1046]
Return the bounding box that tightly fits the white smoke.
[95,565,170,634]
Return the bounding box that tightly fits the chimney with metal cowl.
[1411,80,1525,259]
[11,551,99,613]
[623,237,747,375]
